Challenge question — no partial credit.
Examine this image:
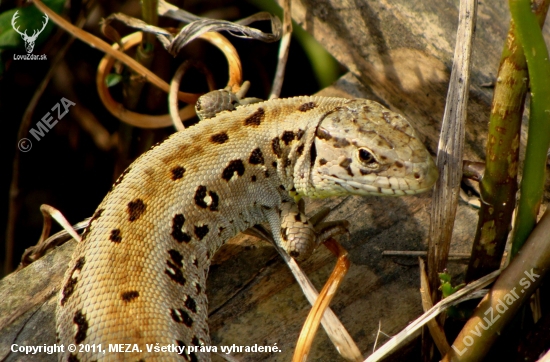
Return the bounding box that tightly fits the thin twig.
[365,271,497,362]
[269,0,292,99]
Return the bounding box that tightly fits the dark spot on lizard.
[109,229,122,243]
[279,185,286,190]
[165,260,186,286]
[60,257,85,306]
[296,129,305,140]
[81,208,104,241]
[333,137,351,148]
[194,186,208,208]
[285,159,292,168]
[360,169,372,175]
[339,158,354,176]
[296,144,305,157]
[414,172,421,179]
[192,336,200,346]
[298,102,317,112]
[281,227,288,241]
[127,199,146,222]
[316,128,332,140]
[265,170,270,178]
[319,158,327,165]
[272,161,277,168]
[171,214,191,243]
[121,290,140,302]
[251,175,257,182]
[248,148,264,165]
[194,225,209,240]
[221,160,245,181]
[290,187,296,192]
[185,295,197,313]
[271,137,282,158]
[282,131,295,145]
[168,249,184,268]
[170,308,194,327]
[290,251,300,258]
[209,191,219,211]
[244,107,265,126]
[73,310,88,344]
[294,214,302,222]
[195,282,202,294]
[68,354,80,362]
[171,166,186,180]
[210,132,229,144]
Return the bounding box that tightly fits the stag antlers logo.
[11,10,49,54]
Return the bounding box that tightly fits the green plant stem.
[509,0,550,256]
[466,0,550,282]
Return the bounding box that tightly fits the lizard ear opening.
[310,142,317,167]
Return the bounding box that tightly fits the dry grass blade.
[365,270,497,362]
[292,238,354,362]
[247,225,362,361]
[427,0,477,299]
[269,0,292,99]
[382,251,470,259]
[18,205,83,269]
[39,205,82,243]
[419,258,451,355]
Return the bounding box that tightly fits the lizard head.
[307,99,438,197]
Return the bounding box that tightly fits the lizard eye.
[357,148,377,167]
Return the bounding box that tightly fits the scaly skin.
[56,96,438,361]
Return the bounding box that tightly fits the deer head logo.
[11,11,49,54]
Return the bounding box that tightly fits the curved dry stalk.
[96,32,196,128]
[32,0,197,103]
[292,238,354,362]
[96,28,244,128]
[169,61,216,130]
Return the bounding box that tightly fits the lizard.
[56,94,438,362]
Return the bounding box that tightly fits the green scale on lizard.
[56,95,438,362]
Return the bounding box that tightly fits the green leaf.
[105,73,124,88]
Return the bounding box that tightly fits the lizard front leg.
[265,200,349,261]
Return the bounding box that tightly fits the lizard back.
[57,96,351,361]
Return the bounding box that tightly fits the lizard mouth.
[323,164,438,196]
